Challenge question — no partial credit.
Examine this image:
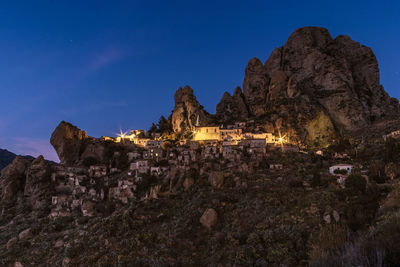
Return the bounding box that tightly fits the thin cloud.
[89,47,125,72]
[10,137,59,162]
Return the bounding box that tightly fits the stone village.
[48,119,357,219]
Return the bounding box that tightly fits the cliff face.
[253,27,398,131]
[171,86,212,133]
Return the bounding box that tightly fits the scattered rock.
[62,257,71,267]
[18,228,32,240]
[148,185,162,199]
[54,240,64,248]
[208,171,224,189]
[323,213,331,224]
[81,200,95,217]
[14,262,23,267]
[183,177,195,191]
[332,210,340,222]
[200,208,218,229]
[6,237,18,250]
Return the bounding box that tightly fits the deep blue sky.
[0,0,399,161]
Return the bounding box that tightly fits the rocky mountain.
[0,149,17,171]
[171,27,399,146]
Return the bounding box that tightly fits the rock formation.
[50,121,88,165]
[50,121,113,165]
[216,87,248,122]
[171,86,212,133]
[0,156,30,202]
[200,208,218,229]
[262,27,398,131]
[242,58,270,116]
[24,155,50,209]
[213,26,400,145]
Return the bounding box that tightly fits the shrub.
[345,174,366,195]
[334,169,348,175]
[311,171,321,187]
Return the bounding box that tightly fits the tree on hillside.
[345,174,367,196]
[157,116,172,134]
[384,138,400,163]
[148,123,158,133]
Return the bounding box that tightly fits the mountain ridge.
[169,26,400,147]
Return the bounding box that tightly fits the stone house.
[127,151,141,162]
[130,160,150,175]
[203,146,220,159]
[220,128,242,141]
[222,145,241,161]
[89,165,107,178]
[145,140,163,149]
[235,122,246,129]
[333,152,349,159]
[193,126,220,141]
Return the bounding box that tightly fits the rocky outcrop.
[213,26,400,144]
[216,87,248,123]
[24,155,50,208]
[50,121,114,166]
[0,156,31,203]
[261,26,399,131]
[0,149,17,171]
[242,58,270,116]
[50,121,88,165]
[171,86,212,133]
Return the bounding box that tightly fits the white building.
[329,164,353,175]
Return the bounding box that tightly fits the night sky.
[0,1,399,161]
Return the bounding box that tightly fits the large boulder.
[0,156,30,203]
[50,121,88,165]
[200,208,218,229]
[18,228,33,240]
